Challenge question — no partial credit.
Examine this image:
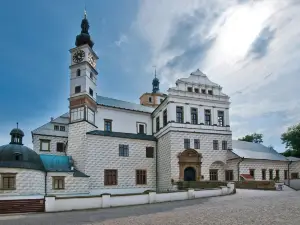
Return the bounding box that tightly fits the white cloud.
[115,34,128,47]
[133,0,300,149]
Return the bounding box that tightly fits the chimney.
[50,117,54,121]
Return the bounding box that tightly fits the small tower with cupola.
[67,10,99,173]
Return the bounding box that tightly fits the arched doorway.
[178,149,202,181]
[184,167,196,181]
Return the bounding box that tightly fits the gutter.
[44,171,48,196]
[237,157,244,181]
[288,160,293,186]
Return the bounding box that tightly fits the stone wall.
[0,168,45,196]
[46,172,89,195]
[85,134,156,193]
[32,134,68,156]
[290,161,300,177]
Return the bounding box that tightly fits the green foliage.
[238,133,263,143]
[281,123,300,157]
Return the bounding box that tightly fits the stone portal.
[178,149,202,181]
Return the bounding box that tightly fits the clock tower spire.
[69,10,99,125]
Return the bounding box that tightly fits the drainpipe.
[156,140,158,193]
[237,157,244,181]
[44,171,47,196]
[288,160,293,186]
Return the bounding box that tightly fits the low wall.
[177,181,227,190]
[284,179,300,190]
[45,183,235,212]
[235,181,276,190]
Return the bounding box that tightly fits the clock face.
[88,53,96,68]
[73,50,85,63]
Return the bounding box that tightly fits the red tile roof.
[240,174,254,180]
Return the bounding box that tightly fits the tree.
[281,123,300,157]
[238,133,263,143]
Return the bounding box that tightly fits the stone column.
[199,105,204,124]
[167,102,176,122]
[185,104,190,123]
[212,107,217,126]
[225,108,230,126]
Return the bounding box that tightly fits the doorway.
[184,167,196,181]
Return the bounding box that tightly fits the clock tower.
[69,10,98,125]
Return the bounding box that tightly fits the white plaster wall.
[95,106,152,135]
[68,122,96,172]
[239,160,288,181]
[0,168,44,196]
[46,172,89,195]
[32,135,68,156]
[168,131,231,181]
[226,159,240,181]
[85,135,156,193]
[290,161,300,176]
[110,195,149,207]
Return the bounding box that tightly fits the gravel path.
[0,188,299,225]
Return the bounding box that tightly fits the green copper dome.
[0,128,45,171]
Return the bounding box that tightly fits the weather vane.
[153,65,157,78]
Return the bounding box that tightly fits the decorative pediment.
[178,149,202,164]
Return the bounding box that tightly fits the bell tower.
[69,10,98,125]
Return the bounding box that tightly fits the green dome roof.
[10,128,24,137]
[0,145,45,171]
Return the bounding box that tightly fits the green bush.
[177,181,227,190]
[235,181,276,190]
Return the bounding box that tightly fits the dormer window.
[76,69,81,77]
[187,87,192,92]
[194,88,199,93]
[201,89,206,94]
[14,153,22,161]
[208,90,213,95]
[60,126,65,131]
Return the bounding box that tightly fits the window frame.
[138,124,145,134]
[104,169,118,186]
[291,173,299,179]
[89,88,94,97]
[208,90,213,95]
[275,169,280,179]
[163,109,167,126]
[222,140,228,150]
[184,139,190,149]
[194,88,199,93]
[0,173,16,190]
[54,125,59,131]
[76,69,81,77]
[75,85,81,94]
[209,169,218,181]
[148,97,152,103]
[225,170,234,181]
[156,117,160,132]
[176,106,184,123]
[262,169,266,180]
[269,169,273,180]
[119,144,129,157]
[205,109,211,125]
[191,108,198,124]
[213,140,219,150]
[217,111,224,127]
[187,87,193,92]
[201,89,206,94]
[146,147,154,158]
[104,119,112,132]
[136,170,147,185]
[284,170,288,180]
[59,126,65,131]
[249,169,255,179]
[194,139,200,149]
[52,176,65,190]
[56,142,65,152]
[40,139,51,151]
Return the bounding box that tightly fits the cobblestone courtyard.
[1,188,299,225]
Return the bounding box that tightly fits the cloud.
[115,34,128,47]
[133,0,300,151]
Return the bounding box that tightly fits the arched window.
[15,153,22,161]
[76,69,81,77]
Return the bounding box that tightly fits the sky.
[0,0,299,152]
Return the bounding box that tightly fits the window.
[75,85,81,93]
[187,87,192,92]
[249,169,255,179]
[138,124,145,134]
[1,173,16,190]
[163,109,167,126]
[160,98,163,103]
[269,169,273,180]
[201,89,206,94]
[291,173,299,179]
[146,147,154,158]
[59,126,65,131]
[262,169,266,180]
[40,139,50,151]
[208,90,213,95]
[191,108,198,124]
[284,170,288,180]
[15,153,22,161]
[194,88,199,93]
[213,140,219,150]
[104,119,112,131]
[104,169,117,185]
[156,117,160,132]
[225,170,234,181]
[70,107,84,122]
[136,170,147,185]
[89,88,93,97]
[176,106,184,123]
[52,177,65,190]
[90,72,93,79]
[119,144,129,157]
[184,139,190,149]
[209,170,218,181]
[54,125,59,131]
[275,169,280,179]
[205,109,211,125]
[194,139,200,149]
[149,97,152,103]
[76,69,81,77]
[222,141,227,150]
[87,108,95,124]
[56,142,65,152]
[218,111,224,126]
